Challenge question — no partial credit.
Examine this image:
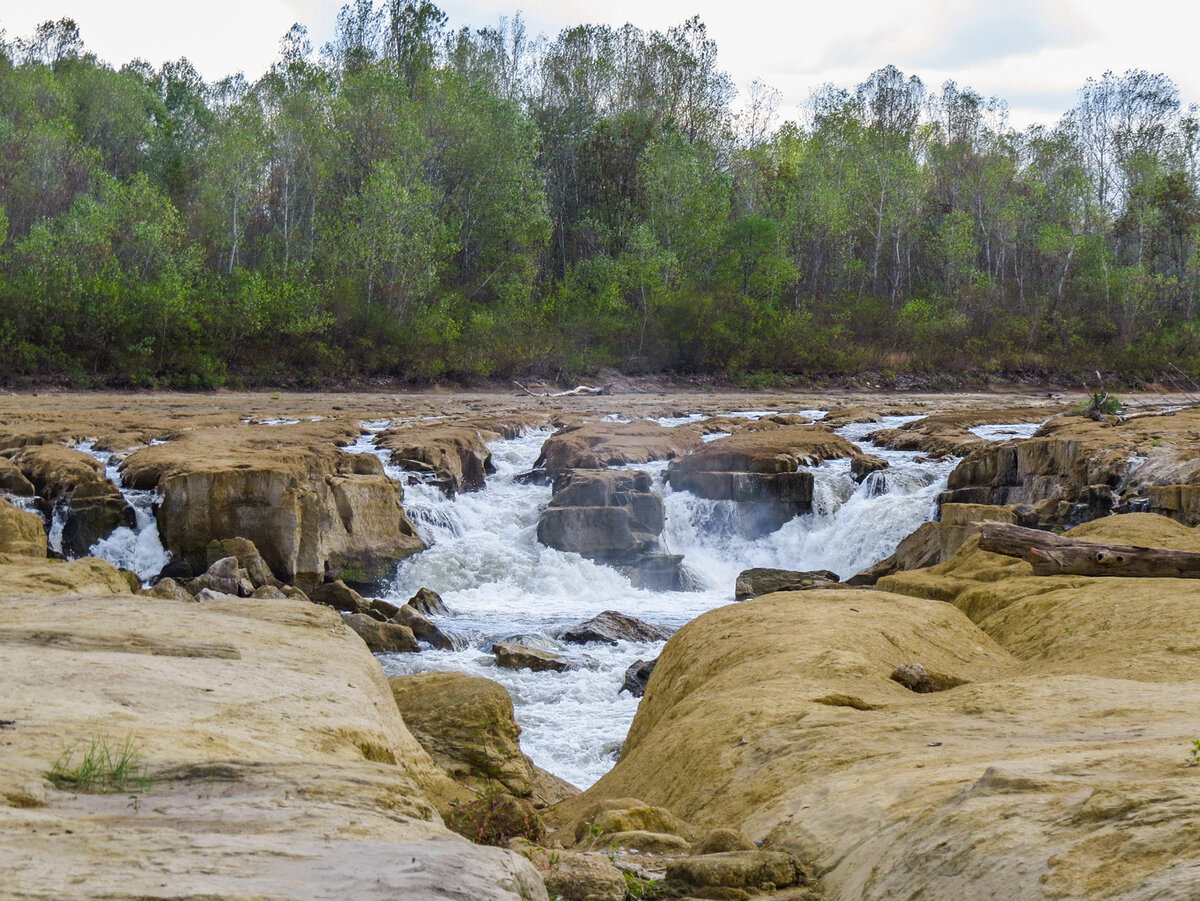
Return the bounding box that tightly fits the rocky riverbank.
[4,388,1200,899]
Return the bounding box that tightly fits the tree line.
[1,5,1199,387]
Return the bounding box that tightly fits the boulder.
[561,611,671,645]
[850,453,888,483]
[734,568,840,600]
[889,662,969,693]
[407,586,449,616]
[390,604,454,650]
[10,444,105,500]
[188,556,254,598]
[574,802,694,845]
[692,828,757,855]
[535,420,703,475]
[310,580,371,615]
[341,612,419,653]
[665,850,814,894]
[0,498,46,557]
[666,427,857,537]
[388,671,578,806]
[250,585,289,600]
[205,537,282,588]
[146,577,194,603]
[538,470,690,591]
[121,430,424,588]
[620,659,656,697]
[529,849,627,901]
[492,641,572,673]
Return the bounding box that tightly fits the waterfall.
[373,412,963,788]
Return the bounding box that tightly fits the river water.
[374,413,960,788]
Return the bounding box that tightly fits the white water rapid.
[376,413,959,789]
[74,442,171,582]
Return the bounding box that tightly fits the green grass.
[46,733,152,792]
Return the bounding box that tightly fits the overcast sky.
[2,0,1197,128]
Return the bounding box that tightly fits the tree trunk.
[978,523,1200,578]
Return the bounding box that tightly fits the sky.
[1,0,1198,129]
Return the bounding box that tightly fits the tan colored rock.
[868,406,1060,458]
[146,577,194,602]
[692,827,757,855]
[10,444,104,499]
[121,428,424,586]
[535,420,703,475]
[665,850,813,893]
[734,568,840,599]
[388,672,578,805]
[532,848,627,901]
[206,536,282,588]
[341,612,419,653]
[309,579,371,614]
[0,456,35,495]
[408,586,449,615]
[376,423,498,493]
[579,804,695,844]
[0,555,132,597]
[389,603,454,649]
[0,583,545,900]
[0,498,46,558]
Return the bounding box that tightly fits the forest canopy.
[1,6,1199,387]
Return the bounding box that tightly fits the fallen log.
[978,522,1200,578]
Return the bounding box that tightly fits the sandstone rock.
[493,641,573,673]
[665,850,812,893]
[561,611,671,645]
[369,597,401,619]
[390,604,454,650]
[580,804,694,844]
[10,444,104,499]
[250,584,289,599]
[0,576,545,900]
[376,423,498,493]
[602,830,690,853]
[206,537,282,588]
[121,431,424,587]
[850,453,888,483]
[388,671,578,806]
[0,456,35,495]
[408,586,449,616]
[188,555,254,597]
[0,498,46,557]
[535,420,703,475]
[59,479,135,558]
[534,849,627,901]
[194,587,235,601]
[692,828,757,855]
[538,470,690,590]
[341,612,419,653]
[620,659,657,697]
[146,577,193,602]
[309,579,371,614]
[666,427,857,537]
[890,662,969,693]
[0,554,132,597]
[734,568,840,600]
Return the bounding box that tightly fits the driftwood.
[978,522,1200,578]
[513,380,612,397]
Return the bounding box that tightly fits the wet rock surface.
[535,420,703,476]
[561,610,671,645]
[734,568,841,599]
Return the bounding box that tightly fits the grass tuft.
[46,733,152,793]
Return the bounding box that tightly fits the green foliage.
[624,870,662,899]
[46,733,152,793]
[1188,738,1200,767]
[0,16,1198,384]
[443,778,544,847]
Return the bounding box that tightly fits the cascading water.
[74,442,171,582]
[375,412,962,789]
